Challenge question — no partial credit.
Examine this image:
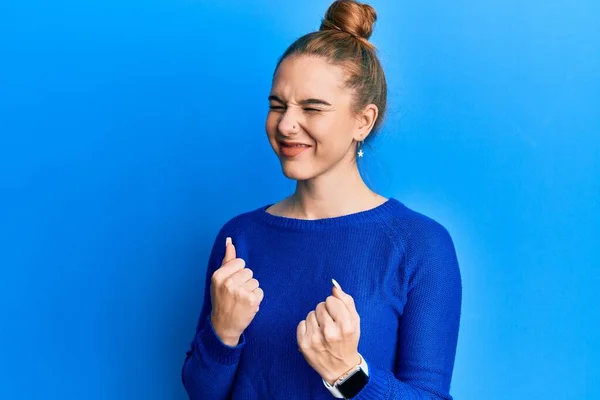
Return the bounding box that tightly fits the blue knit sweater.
[182,197,462,399]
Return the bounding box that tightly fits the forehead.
[271,55,347,99]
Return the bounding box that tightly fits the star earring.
[357,140,365,158]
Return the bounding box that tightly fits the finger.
[306,310,319,332]
[222,237,236,265]
[332,281,357,315]
[214,258,245,280]
[307,311,325,345]
[315,301,335,327]
[297,320,307,344]
[253,287,264,304]
[228,267,254,286]
[241,278,259,292]
[306,310,320,335]
[325,295,351,323]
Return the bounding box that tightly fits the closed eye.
[268,105,322,113]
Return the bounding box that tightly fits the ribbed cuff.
[197,315,246,365]
[352,360,389,399]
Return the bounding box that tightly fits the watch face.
[338,369,369,398]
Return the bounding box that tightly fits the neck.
[287,160,383,220]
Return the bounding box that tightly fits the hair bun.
[320,0,377,41]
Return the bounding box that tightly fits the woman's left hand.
[297,281,362,385]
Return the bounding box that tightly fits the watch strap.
[322,353,369,398]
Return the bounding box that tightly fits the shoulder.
[386,199,461,289]
[211,202,272,244]
[386,199,455,247]
[388,198,458,274]
[205,204,268,262]
[216,204,267,235]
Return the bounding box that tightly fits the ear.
[354,103,378,141]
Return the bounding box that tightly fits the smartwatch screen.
[338,370,369,398]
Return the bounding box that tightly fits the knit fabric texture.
[182,197,462,399]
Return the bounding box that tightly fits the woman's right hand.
[210,237,264,346]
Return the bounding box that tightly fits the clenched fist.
[297,279,362,385]
[210,237,264,346]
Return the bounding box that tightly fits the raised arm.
[181,230,247,400]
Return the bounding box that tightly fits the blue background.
[1,0,598,399]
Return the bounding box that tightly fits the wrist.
[324,353,362,384]
[210,315,241,346]
[322,353,370,399]
[217,333,241,347]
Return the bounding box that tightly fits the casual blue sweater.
[182,197,462,399]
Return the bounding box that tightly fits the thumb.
[222,237,236,265]
[332,278,357,313]
[331,278,343,294]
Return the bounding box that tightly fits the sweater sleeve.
[181,227,247,400]
[354,219,462,400]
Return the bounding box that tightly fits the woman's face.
[266,55,372,181]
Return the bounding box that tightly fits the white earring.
[357,140,365,158]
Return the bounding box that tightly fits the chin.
[279,161,317,181]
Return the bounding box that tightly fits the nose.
[277,111,299,136]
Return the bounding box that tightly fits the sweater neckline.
[254,197,400,230]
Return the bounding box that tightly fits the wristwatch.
[322,353,370,399]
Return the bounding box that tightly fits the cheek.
[311,119,350,152]
[265,115,281,148]
[265,113,278,134]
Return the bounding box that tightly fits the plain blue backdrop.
[1,0,598,399]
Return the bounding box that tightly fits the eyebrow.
[268,95,332,107]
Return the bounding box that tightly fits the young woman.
[182,1,462,399]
